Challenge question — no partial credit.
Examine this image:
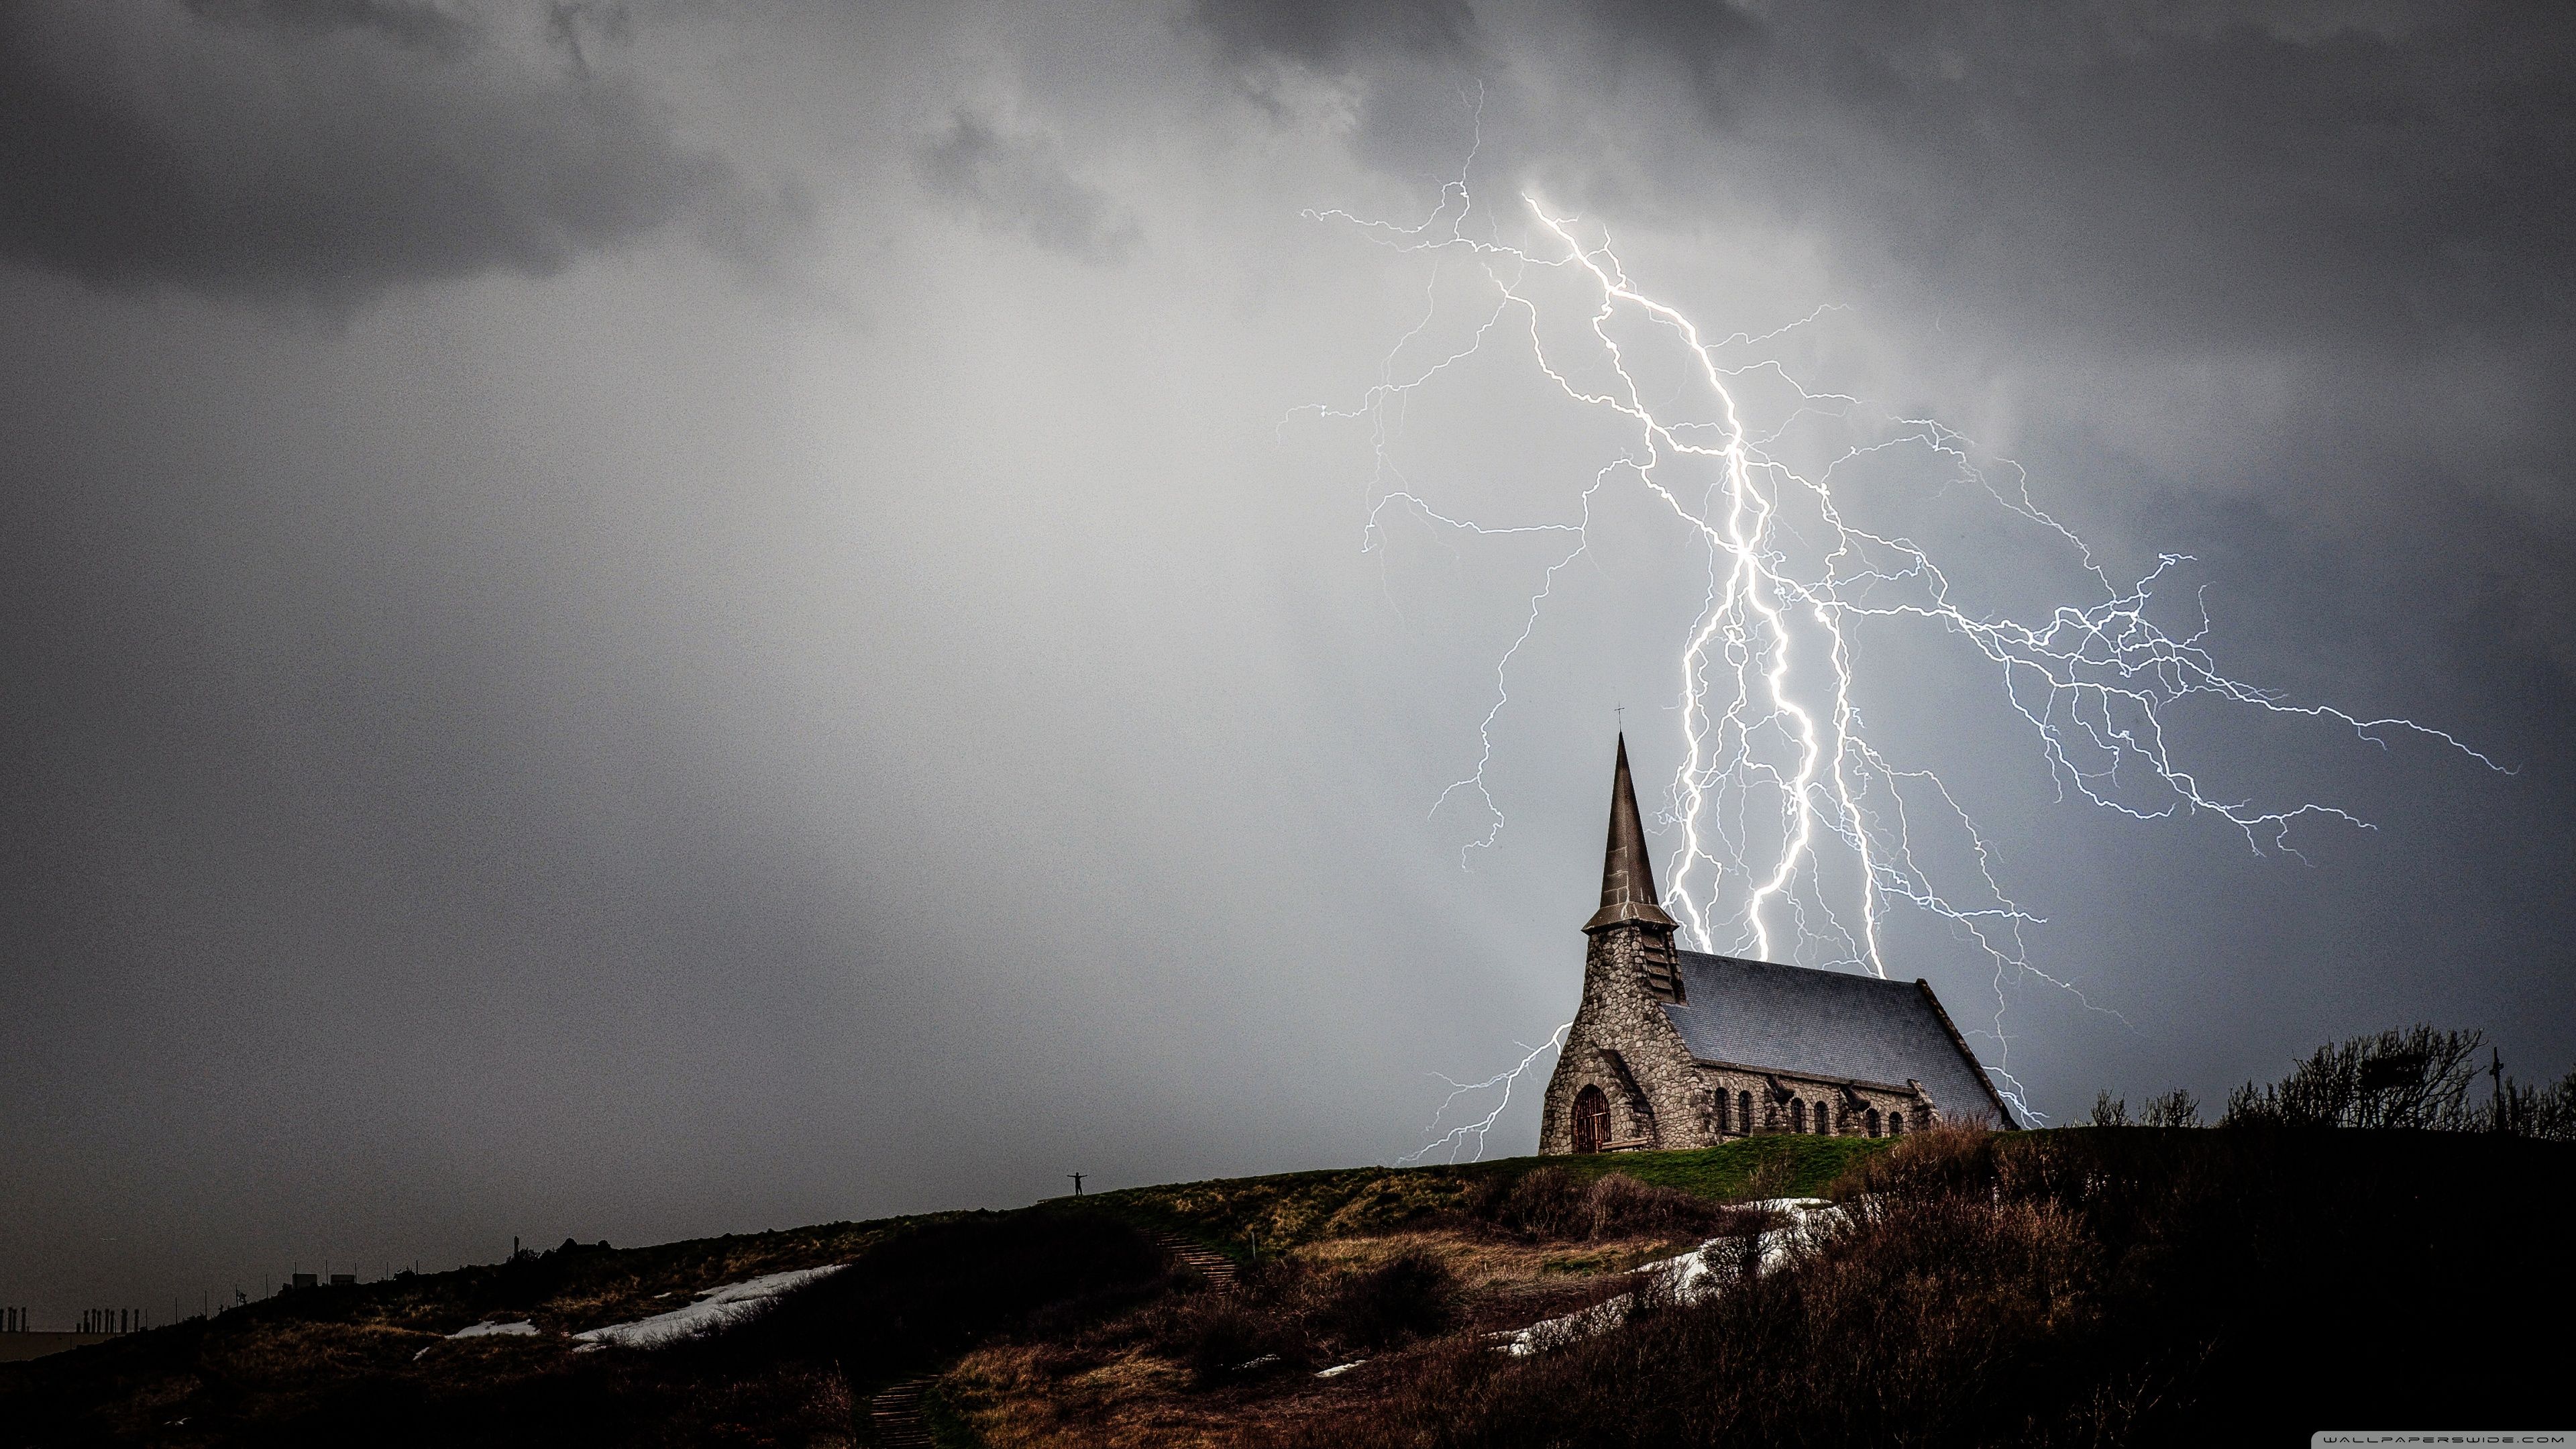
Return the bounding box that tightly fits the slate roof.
[1658,951,2015,1126]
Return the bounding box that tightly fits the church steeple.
[1585,733,1680,934]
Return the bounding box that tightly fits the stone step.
[869,1377,933,1448]
[1152,1233,1240,1291]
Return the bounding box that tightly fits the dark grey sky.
[3,0,2569,1322]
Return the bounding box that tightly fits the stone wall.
[1694,1066,1939,1140]
[1540,926,1978,1153]
[1539,924,1719,1154]
[1542,923,1960,1152]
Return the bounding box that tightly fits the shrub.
[1171,1299,1307,1385]
[1318,1250,1457,1350]
[1466,1169,1729,1242]
[2155,1024,2576,1138]
[1486,1167,1590,1238]
[2534,1068,2576,1140]
[2473,1063,2576,1139]
[1838,1120,1995,1201]
[1579,1173,1728,1240]
[1271,1126,2576,1448]
[2140,1087,2200,1128]
[2222,1024,2485,1129]
[2093,1089,2200,1128]
[1142,1246,1460,1384]
[1272,1181,2105,1449]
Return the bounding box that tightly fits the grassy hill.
[1081,1132,1884,1254]
[5,1128,2569,1448]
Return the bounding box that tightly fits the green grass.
[1533,1134,1892,1199]
[1075,1136,1896,1256]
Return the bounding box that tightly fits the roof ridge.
[1674,949,1918,985]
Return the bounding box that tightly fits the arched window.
[1814,1099,1829,1134]
[1790,1098,1805,1132]
[1889,1110,1905,1136]
[1715,1091,1729,1134]
[1739,1091,1754,1136]
[1866,1108,1881,1137]
[1572,1084,1611,1155]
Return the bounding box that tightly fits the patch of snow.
[1314,1360,1367,1379]
[1739,1197,1835,1216]
[1232,1352,1281,1372]
[1496,1199,1844,1357]
[449,1320,541,1340]
[572,1265,843,1351]
[414,1320,544,1359]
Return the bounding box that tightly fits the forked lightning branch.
[1297,169,2504,1156]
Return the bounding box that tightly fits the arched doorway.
[1572,1084,1611,1154]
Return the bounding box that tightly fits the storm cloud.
[0,0,791,300]
[1162,0,2576,722]
[1193,0,1480,69]
[1205,2,2576,349]
[914,109,1142,264]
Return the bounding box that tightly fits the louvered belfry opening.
[1635,930,1682,1001]
[1585,734,1684,1002]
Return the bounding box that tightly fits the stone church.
[1540,737,2017,1154]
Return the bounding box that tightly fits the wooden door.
[1572,1084,1610,1154]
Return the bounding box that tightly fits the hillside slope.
[5,1130,2567,1447]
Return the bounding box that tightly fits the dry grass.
[935,1220,1709,1449]
[16,1125,2563,1448]
[1256,1124,2576,1448]
[0,1210,1130,1448]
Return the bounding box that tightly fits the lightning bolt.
[1305,130,2509,1149]
[1395,1022,1572,1167]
